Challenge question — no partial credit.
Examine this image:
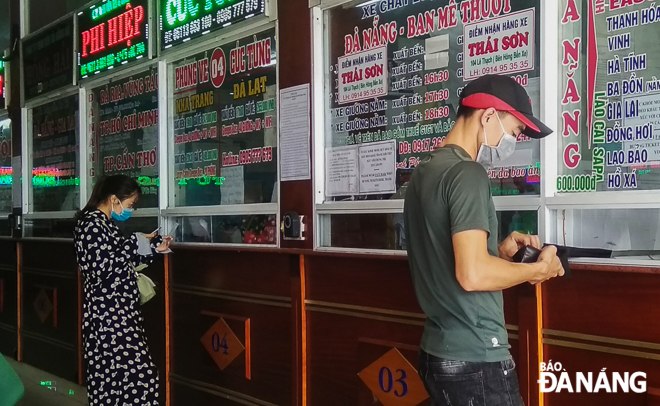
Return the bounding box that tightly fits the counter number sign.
[357,348,428,406]
[201,317,245,370]
[210,48,226,88]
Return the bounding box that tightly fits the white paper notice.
[358,140,396,194]
[280,84,311,181]
[326,146,359,196]
[221,166,245,205]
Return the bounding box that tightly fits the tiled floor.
[4,357,87,406]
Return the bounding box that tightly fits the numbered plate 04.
[200,318,245,370]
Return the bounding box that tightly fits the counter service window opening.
[316,0,543,251]
[24,95,81,238]
[165,27,279,245]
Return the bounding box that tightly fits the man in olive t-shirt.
[404,75,564,406]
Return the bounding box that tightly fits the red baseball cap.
[459,75,552,139]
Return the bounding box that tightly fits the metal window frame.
[312,0,660,261]
[78,59,160,215]
[22,85,80,225]
[311,0,553,254]
[19,8,279,243]
[159,19,281,246]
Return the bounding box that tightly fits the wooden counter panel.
[0,241,17,356]
[306,309,426,406]
[169,288,292,406]
[21,335,78,382]
[22,240,76,272]
[0,239,16,266]
[503,286,520,327]
[20,264,79,380]
[305,256,422,314]
[171,379,256,406]
[543,269,660,344]
[139,257,166,403]
[543,344,654,406]
[171,248,292,297]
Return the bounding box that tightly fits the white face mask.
[476,113,517,168]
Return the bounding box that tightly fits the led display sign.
[0,61,5,109]
[160,0,266,50]
[77,0,150,79]
[23,19,74,100]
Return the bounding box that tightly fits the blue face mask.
[111,201,134,222]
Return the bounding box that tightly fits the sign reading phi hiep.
[77,0,150,79]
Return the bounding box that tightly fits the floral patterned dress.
[74,209,162,406]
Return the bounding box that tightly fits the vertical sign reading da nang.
[88,69,159,207]
[23,18,74,100]
[77,0,150,79]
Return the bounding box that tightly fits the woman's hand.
[156,236,173,253]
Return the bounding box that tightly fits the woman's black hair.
[74,175,141,222]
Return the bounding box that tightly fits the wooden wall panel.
[306,256,424,405]
[306,310,426,406]
[503,285,520,327]
[306,256,420,313]
[305,255,527,406]
[544,269,660,343]
[170,292,291,405]
[277,0,313,250]
[0,240,17,356]
[171,379,262,406]
[171,249,291,297]
[20,241,78,381]
[169,249,293,406]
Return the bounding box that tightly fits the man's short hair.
[456,105,509,119]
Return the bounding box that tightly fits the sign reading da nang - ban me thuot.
[160,0,267,50]
[78,0,150,79]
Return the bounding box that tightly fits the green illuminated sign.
[160,0,266,49]
[92,0,131,19]
[32,176,80,187]
[177,176,224,186]
[80,42,146,77]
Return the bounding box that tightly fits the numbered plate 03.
[357,348,429,406]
